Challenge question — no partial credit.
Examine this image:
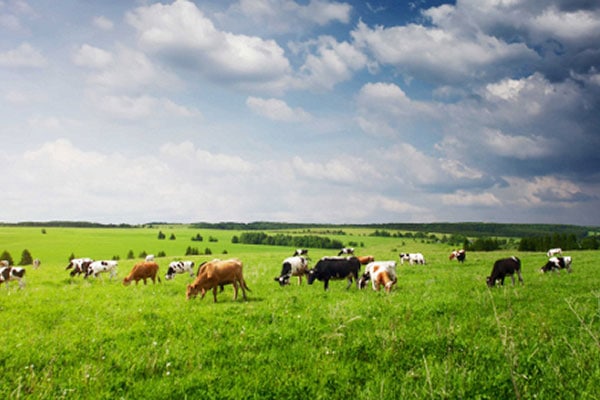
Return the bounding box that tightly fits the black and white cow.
[399,252,425,265]
[338,247,355,256]
[293,249,308,257]
[486,256,523,287]
[66,258,94,277]
[0,266,26,288]
[449,249,466,263]
[275,256,309,286]
[165,260,195,280]
[307,257,361,290]
[540,256,572,273]
[85,260,118,279]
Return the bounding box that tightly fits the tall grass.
[1,227,599,399]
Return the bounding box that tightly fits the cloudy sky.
[1,0,599,226]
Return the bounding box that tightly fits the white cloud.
[441,190,502,207]
[92,94,199,120]
[92,16,114,31]
[72,44,113,69]
[482,128,554,160]
[0,42,47,68]
[246,97,311,122]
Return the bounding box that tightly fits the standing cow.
[66,258,94,277]
[165,261,195,280]
[449,249,466,263]
[358,261,397,293]
[307,257,361,290]
[399,253,425,265]
[338,247,355,256]
[274,256,309,286]
[0,266,26,289]
[486,256,523,287]
[85,260,118,279]
[540,256,572,273]
[187,258,250,302]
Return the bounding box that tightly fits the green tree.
[1,250,14,265]
[19,249,33,265]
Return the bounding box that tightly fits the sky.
[1,0,599,226]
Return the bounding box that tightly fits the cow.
[66,258,94,277]
[547,248,562,257]
[145,254,155,262]
[449,249,466,263]
[399,253,425,265]
[123,261,161,285]
[307,257,361,290]
[33,259,41,269]
[293,249,308,257]
[540,256,572,273]
[338,247,355,256]
[165,260,195,280]
[274,256,309,286]
[186,258,250,302]
[85,260,118,279]
[486,256,523,287]
[0,266,26,289]
[358,261,397,293]
[357,255,375,265]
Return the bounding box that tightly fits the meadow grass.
[1,227,599,399]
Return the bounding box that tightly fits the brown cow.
[123,261,161,286]
[357,255,375,265]
[186,258,250,302]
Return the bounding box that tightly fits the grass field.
[1,226,599,399]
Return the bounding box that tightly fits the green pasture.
[1,226,599,399]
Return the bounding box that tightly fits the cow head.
[274,274,291,286]
[306,269,317,285]
[358,271,370,289]
[165,267,175,280]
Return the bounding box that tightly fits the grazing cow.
[123,261,161,285]
[186,258,250,302]
[399,253,425,265]
[274,256,309,286]
[358,261,397,293]
[66,258,94,277]
[338,247,355,256]
[540,256,572,273]
[293,249,308,257]
[165,260,195,280]
[145,254,155,262]
[449,249,466,263]
[33,259,41,269]
[486,256,523,287]
[307,257,361,290]
[546,248,562,257]
[357,255,375,265]
[0,266,26,288]
[85,260,118,279]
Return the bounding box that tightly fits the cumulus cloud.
[246,97,312,122]
[72,44,113,69]
[0,42,47,68]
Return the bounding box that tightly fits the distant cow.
[186,258,250,302]
[357,255,375,265]
[358,261,397,293]
[33,259,41,269]
[66,258,94,277]
[293,249,308,257]
[274,256,309,286]
[541,256,572,273]
[449,249,466,263]
[145,254,155,262]
[546,248,562,257]
[0,266,26,288]
[165,261,195,280]
[486,256,523,287]
[338,247,355,256]
[85,260,118,279]
[123,261,161,285]
[307,257,361,290]
[399,253,425,265]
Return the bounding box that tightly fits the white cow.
[275,256,309,285]
[546,248,562,257]
[165,261,195,280]
[0,266,26,288]
[145,254,155,262]
[399,253,425,265]
[85,260,118,279]
[358,261,397,292]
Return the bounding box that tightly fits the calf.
[66,258,94,277]
[186,258,250,302]
[123,261,161,285]
[165,260,195,280]
[486,256,523,287]
[0,266,26,289]
[274,256,309,286]
[358,261,397,293]
[449,249,466,263]
[307,257,361,290]
[546,248,562,257]
[85,260,118,279]
[540,256,572,273]
[399,253,425,265]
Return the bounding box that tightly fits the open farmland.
[1,226,599,399]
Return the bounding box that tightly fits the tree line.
[232,232,344,250]
[518,233,599,251]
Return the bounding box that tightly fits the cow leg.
[232,280,239,300]
[323,279,330,290]
[517,270,524,284]
[212,287,218,303]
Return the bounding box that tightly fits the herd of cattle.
[0,246,574,300]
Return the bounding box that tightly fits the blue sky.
[1,0,599,225]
